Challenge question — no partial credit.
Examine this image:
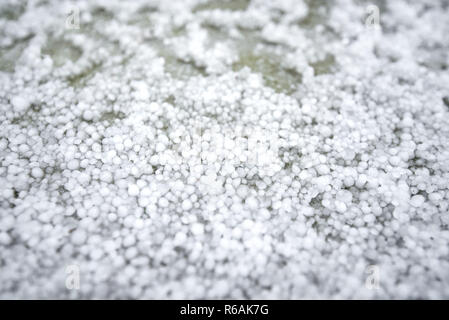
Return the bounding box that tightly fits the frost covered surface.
[1,0,449,299]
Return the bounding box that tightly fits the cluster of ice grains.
[0,0,449,299]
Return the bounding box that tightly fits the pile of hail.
[1,0,449,299]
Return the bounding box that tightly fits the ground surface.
[1,0,449,299]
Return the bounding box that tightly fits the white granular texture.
[1,0,449,299]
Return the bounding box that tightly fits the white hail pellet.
[67,159,79,170]
[410,195,426,208]
[11,96,30,113]
[128,184,140,197]
[181,199,193,211]
[71,229,87,245]
[31,167,44,178]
